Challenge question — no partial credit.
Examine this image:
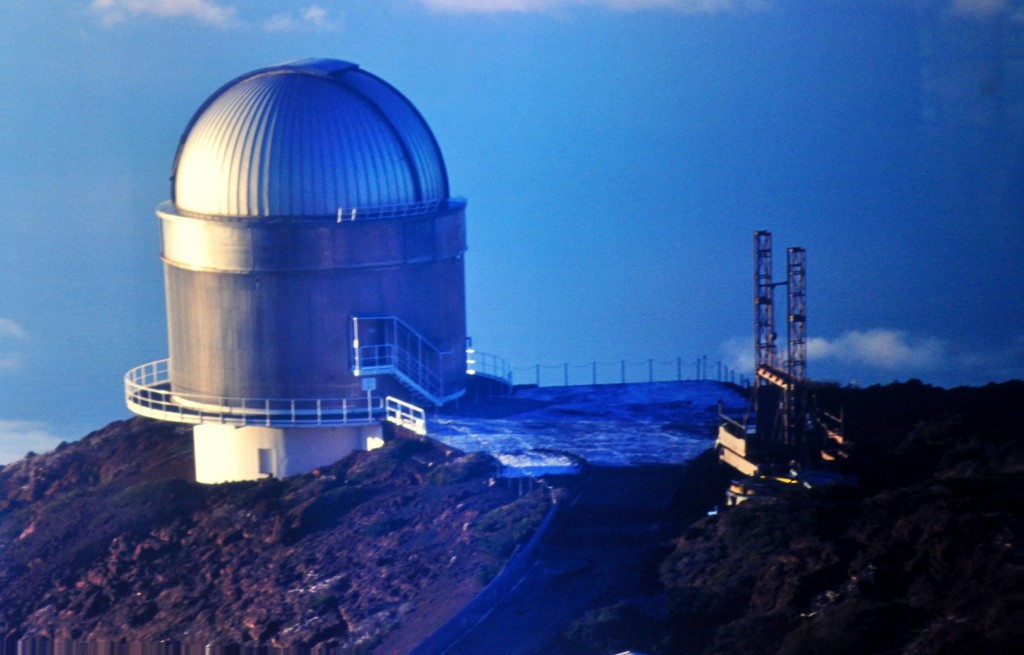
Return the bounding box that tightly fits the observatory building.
[125,59,470,483]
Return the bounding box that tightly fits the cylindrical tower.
[126,59,468,482]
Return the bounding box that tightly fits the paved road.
[439,465,691,655]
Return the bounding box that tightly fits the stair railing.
[351,316,458,405]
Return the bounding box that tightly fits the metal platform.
[125,358,425,434]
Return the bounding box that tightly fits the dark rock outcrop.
[0,418,548,650]
[561,380,1023,655]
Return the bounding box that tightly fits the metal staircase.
[351,316,465,406]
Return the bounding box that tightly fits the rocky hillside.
[0,418,549,650]
[560,380,1023,655]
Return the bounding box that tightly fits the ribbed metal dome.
[171,59,449,218]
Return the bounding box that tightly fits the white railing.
[353,343,395,371]
[335,199,444,222]
[385,396,427,435]
[511,356,751,388]
[125,359,387,428]
[352,316,462,405]
[466,349,514,390]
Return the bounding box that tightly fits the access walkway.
[423,465,696,655]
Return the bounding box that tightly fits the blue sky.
[1,0,1022,461]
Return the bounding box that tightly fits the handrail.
[125,359,384,427]
[173,198,463,224]
[508,355,750,388]
[385,396,427,435]
[352,315,460,405]
[466,349,514,389]
[335,199,444,222]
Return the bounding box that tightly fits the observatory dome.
[171,59,449,218]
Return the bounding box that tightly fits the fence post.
[592,361,597,385]
[535,364,540,387]
[648,358,654,383]
[563,363,569,386]
[677,356,682,381]
[621,360,626,383]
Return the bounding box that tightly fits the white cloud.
[724,328,944,372]
[807,329,944,370]
[949,0,1010,19]
[88,1,344,30]
[89,0,236,26]
[721,336,755,374]
[263,5,340,32]
[302,5,330,26]
[0,318,27,372]
[0,420,66,465]
[945,0,1024,21]
[724,330,1024,386]
[415,0,769,14]
[0,354,24,372]
[0,318,27,340]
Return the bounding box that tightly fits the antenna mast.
[754,230,777,378]
[787,247,807,381]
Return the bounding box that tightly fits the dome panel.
[172,60,448,218]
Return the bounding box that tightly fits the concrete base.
[193,423,384,484]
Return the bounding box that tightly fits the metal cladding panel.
[434,209,467,258]
[160,212,254,271]
[165,243,467,402]
[341,69,449,207]
[402,218,435,263]
[172,62,448,218]
[158,201,466,272]
[167,267,349,400]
